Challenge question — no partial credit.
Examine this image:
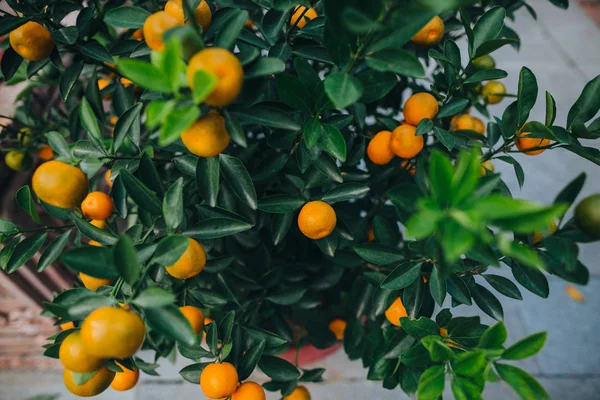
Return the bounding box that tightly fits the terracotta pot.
[279,343,342,366]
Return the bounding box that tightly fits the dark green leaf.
[219,154,258,210]
[324,71,364,109]
[145,305,196,345]
[353,244,404,265]
[502,332,546,360]
[15,186,41,224]
[6,234,47,273]
[113,235,139,285]
[104,6,150,28]
[496,363,550,400]
[258,356,301,381]
[62,246,119,279]
[37,229,72,272]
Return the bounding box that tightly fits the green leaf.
[258,195,305,213]
[516,67,538,127]
[472,283,504,320]
[0,238,19,271]
[400,317,439,339]
[15,186,41,224]
[464,69,507,84]
[421,336,454,362]
[196,157,220,207]
[366,49,425,78]
[429,265,446,306]
[502,332,547,360]
[482,274,522,300]
[437,98,469,118]
[60,61,84,102]
[497,156,525,188]
[114,103,142,152]
[192,70,218,104]
[272,213,294,246]
[133,287,176,308]
[37,229,72,272]
[231,105,301,131]
[324,72,364,109]
[113,235,140,285]
[163,178,184,232]
[258,355,300,381]
[380,261,422,290]
[383,331,415,359]
[511,261,549,298]
[266,287,306,305]
[78,42,114,64]
[452,351,487,377]
[496,363,550,400]
[429,150,454,205]
[353,244,404,265]
[471,6,506,55]
[567,74,600,129]
[62,246,119,279]
[152,235,188,266]
[406,208,442,240]
[319,125,346,162]
[554,172,586,208]
[479,321,508,349]
[145,305,196,345]
[447,274,472,305]
[119,170,162,215]
[452,376,484,400]
[303,117,323,148]
[417,365,445,400]
[246,57,286,79]
[6,234,47,274]
[321,183,369,204]
[104,6,150,28]
[72,215,118,245]
[179,363,209,384]
[474,38,518,58]
[160,105,200,146]
[216,9,248,49]
[183,218,253,239]
[80,97,101,140]
[219,154,258,210]
[545,91,557,126]
[243,326,288,348]
[117,59,171,93]
[238,340,266,381]
[358,70,397,103]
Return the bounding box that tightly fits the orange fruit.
[297,201,337,240]
[328,319,347,340]
[403,92,439,126]
[38,144,54,160]
[200,362,239,399]
[472,55,496,70]
[390,124,424,159]
[450,114,475,132]
[60,321,75,331]
[515,131,551,156]
[109,116,118,125]
[143,11,183,51]
[111,362,140,391]
[290,6,318,29]
[80,273,112,292]
[232,381,266,400]
[105,169,113,188]
[245,19,254,28]
[480,160,494,176]
[180,305,205,335]
[533,221,557,244]
[98,79,110,91]
[120,77,133,87]
[132,29,144,41]
[367,227,375,242]
[440,327,460,349]
[472,117,486,134]
[32,161,88,209]
[165,0,212,32]
[411,16,444,46]
[181,111,230,157]
[574,194,600,239]
[81,191,114,220]
[203,316,214,339]
[80,307,146,359]
[187,48,244,107]
[400,159,416,176]
[565,285,585,303]
[385,297,407,327]
[64,367,115,397]
[4,150,29,171]
[284,385,311,400]
[90,219,106,230]
[59,331,104,373]
[366,130,394,165]
[88,240,101,247]
[9,21,54,61]
[165,238,207,279]
[481,81,506,104]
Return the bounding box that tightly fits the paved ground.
[0,0,599,399]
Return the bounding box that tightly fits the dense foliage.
[1,0,599,399]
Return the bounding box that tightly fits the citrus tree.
[1,0,600,399]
